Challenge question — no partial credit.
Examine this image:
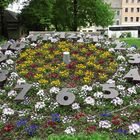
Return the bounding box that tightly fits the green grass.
[29,133,139,140]
[119,38,140,48]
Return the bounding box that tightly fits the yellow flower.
[98,73,108,81]
[34,74,43,79]
[51,80,61,86]
[37,67,46,73]
[76,64,86,69]
[59,70,69,77]
[75,70,84,76]
[85,70,94,77]
[38,79,48,85]
[88,44,97,51]
[83,76,92,84]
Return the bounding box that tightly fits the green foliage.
[0,0,16,8]
[29,132,135,140]
[120,38,140,48]
[19,0,114,31]
[19,0,54,31]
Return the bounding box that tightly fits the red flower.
[44,121,57,128]
[86,52,92,56]
[71,75,80,81]
[75,112,85,120]
[25,72,34,79]
[48,73,59,78]
[30,64,38,68]
[86,126,96,133]
[71,50,79,55]
[112,115,122,125]
[3,124,14,132]
[98,59,105,64]
[66,61,77,69]
[67,82,77,88]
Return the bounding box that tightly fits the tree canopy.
[20,0,115,31]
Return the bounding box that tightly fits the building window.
[125,8,128,12]
[131,8,134,12]
[131,17,133,22]
[116,20,120,25]
[126,0,129,3]
[125,17,128,22]
[137,8,140,12]
[88,30,92,32]
[136,17,139,22]
[132,0,134,2]
[117,11,120,15]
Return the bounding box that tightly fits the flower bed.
[0,35,140,139]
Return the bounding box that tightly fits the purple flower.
[25,124,38,136]
[100,110,112,117]
[114,129,128,135]
[16,119,27,128]
[51,113,60,122]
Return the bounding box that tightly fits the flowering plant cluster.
[16,41,117,88]
[0,36,140,139]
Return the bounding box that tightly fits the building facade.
[81,0,140,38]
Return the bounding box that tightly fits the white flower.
[84,96,95,106]
[64,126,76,134]
[31,42,37,47]
[62,116,72,123]
[3,108,14,115]
[108,48,115,52]
[49,102,59,111]
[0,89,5,95]
[117,85,125,91]
[117,55,125,61]
[106,79,115,84]
[17,78,26,85]
[5,50,14,56]
[32,82,40,88]
[118,66,126,72]
[127,86,137,95]
[36,90,44,97]
[8,90,17,98]
[35,102,45,111]
[127,47,136,52]
[129,123,140,135]
[6,59,14,65]
[81,85,92,92]
[95,43,101,47]
[111,97,123,106]
[50,87,60,94]
[99,120,111,129]
[10,72,18,79]
[94,92,103,98]
[105,41,110,45]
[86,115,96,123]
[72,103,80,110]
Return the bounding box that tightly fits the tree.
[0,0,16,38]
[20,0,114,31]
[20,0,53,31]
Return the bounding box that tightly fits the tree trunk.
[0,8,9,39]
[73,0,77,31]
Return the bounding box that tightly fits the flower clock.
[0,33,140,139]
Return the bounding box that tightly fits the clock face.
[0,33,140,138]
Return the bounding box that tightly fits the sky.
[7,0,28,13]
